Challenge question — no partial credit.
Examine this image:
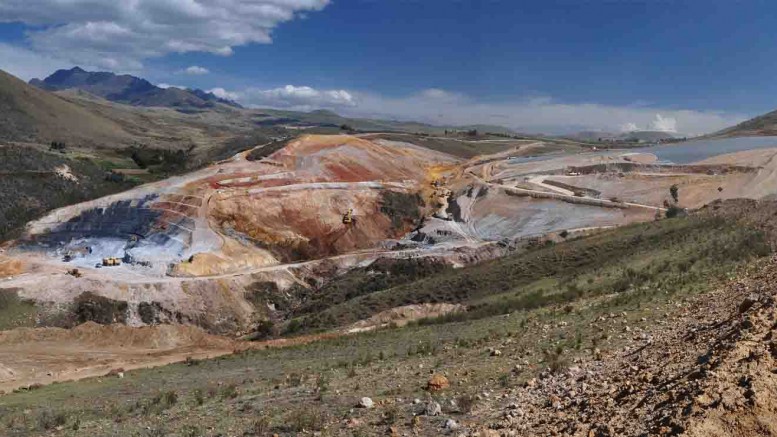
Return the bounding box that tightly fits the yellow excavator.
[342,208,354,225]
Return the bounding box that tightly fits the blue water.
[507,136,777,165]
[632,136,777,164]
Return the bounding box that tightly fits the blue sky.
[0,0,774,134]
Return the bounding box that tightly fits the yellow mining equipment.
[102,257,122,267]
[342,208,354,225]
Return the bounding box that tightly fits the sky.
[1,0,776,135]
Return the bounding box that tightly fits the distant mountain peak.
[29,67,241,110]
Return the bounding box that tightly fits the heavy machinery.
[102,257,122,267]
[342,208,354,225]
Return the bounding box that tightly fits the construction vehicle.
[102,257,122,267]
[342,208,354,225]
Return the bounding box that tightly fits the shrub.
[544,346,568,374]
[220,384,238,400]
[456,394,477,414]
[251,415,271,435]
[37,410,67,430]
[284,408,327,432]
[192,389,205,406]
[665,205,684,218]
[179,424,201,437]
[315,374,330,400]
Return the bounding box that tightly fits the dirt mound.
[0,257,24,276]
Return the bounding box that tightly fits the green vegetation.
[245,139,289,161]
[378,190,425,230]
[127,144,194,173]
[0,212,769,436]
[0,290,36,330]
[0,145,138,242]
[290,215,769,331]
[288,258,450,325]
[73,292,129,326]
[670,184,679,203]
[373,133,583,159]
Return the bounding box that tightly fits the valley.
[3,66,777,436]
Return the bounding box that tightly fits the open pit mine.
[2,133,777,390]
[2,134,776,334]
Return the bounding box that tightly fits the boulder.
[426,373,450,391]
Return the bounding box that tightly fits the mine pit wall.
[18,194,198,268]
[210,187,428,264]
[5,239,524,336]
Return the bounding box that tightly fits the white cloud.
[347,92,742,136]
[620,113,679,133]
[222,84,355,111]
[157,83,184,89]
[208,87,242,102]
[647,113,677,132]
[419,88,462,101]
[0,0,330,70]
[181,66,209,75]
[212,85,742,135]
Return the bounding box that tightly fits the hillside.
[713,108,777,137]
[250,108,517,136]
[30,67,240,110]
[0,70,136,146]
[0,202,774,436]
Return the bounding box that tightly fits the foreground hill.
[713,108,777,137]
[30,67,240,110]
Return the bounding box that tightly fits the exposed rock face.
[0,134,466,334]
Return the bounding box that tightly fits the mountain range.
[29,67,241,110]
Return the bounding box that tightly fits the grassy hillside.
[0,70,136,146]
[0,206,769,436]
[288,213,769,333]
[0,145,138,241]
[712,109,777,137]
